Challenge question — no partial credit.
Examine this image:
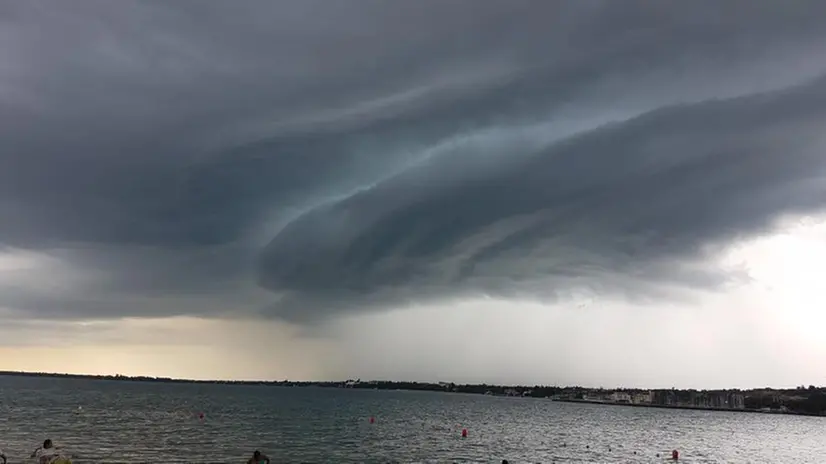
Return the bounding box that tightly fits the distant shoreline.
[1,370,824,417]
[0,370,290,385]
[551,398,825,417]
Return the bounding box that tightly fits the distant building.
[690,391,710,408]
[728,393,745,409]
[632,391,653,404]
[653,390,677,406]
[709,392,726,409]
[611,392,632,403]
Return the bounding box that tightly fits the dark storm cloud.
[2,0,826,321]
[261,78,826,321]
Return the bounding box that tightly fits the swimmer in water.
[1,446,6,464]
[31,439,60,464]
[247,450,270,464]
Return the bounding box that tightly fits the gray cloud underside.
[260,79,826,321]
[2,0,826,321]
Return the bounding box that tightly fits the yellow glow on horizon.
[0,317,339,381]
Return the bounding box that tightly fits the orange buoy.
[672,450,679,460]
[461,428,468,438]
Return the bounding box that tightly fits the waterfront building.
[652,390,678,406]
[728,392,745,409]
[632,391,653,404]
[611,391,632,403]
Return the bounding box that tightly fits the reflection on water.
[0,376,823,463]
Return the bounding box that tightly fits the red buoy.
[672,450,679,460]
[369,416,375,424]
[461,428,468,438]
[198,412,205,420]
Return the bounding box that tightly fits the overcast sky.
[1,0,826,388]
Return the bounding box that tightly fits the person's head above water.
[43,439,53,449]
[249,449,270,464]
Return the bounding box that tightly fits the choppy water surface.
[0,376,824,463]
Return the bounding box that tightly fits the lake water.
[0,376,824,463]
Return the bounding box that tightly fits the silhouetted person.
[247,450,270,464]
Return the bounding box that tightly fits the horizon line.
[0,369,821,392]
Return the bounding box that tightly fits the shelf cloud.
[2,0,826,326]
